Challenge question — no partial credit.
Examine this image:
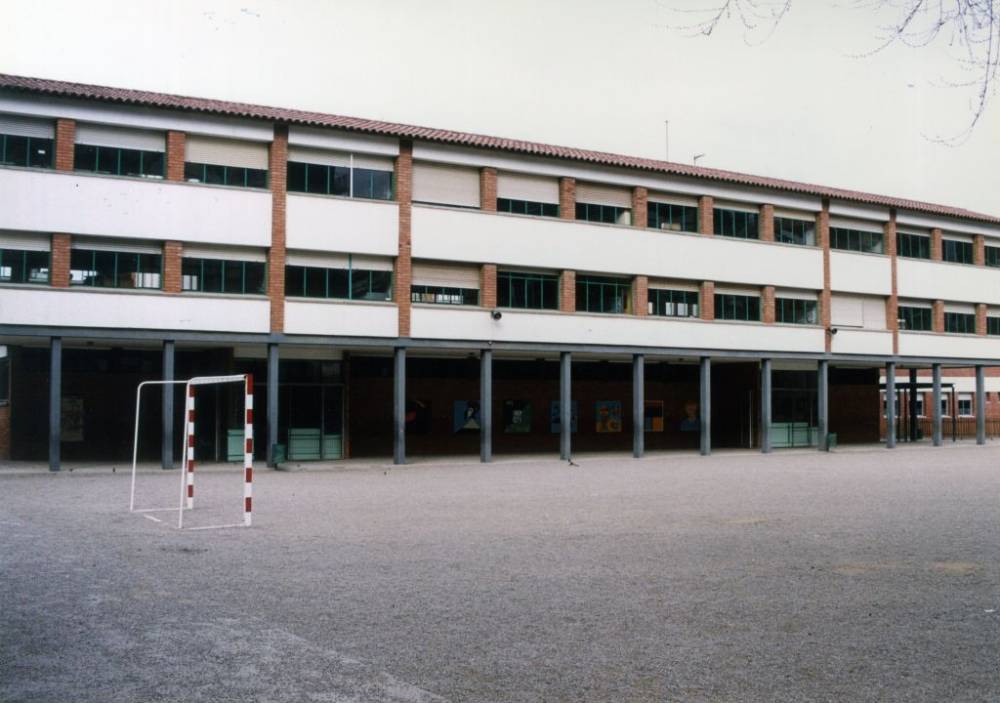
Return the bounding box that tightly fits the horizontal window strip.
[184,162,267,189]
[830,227,883,254]
[182,258,266,295]
[776,297,817,325]
[286,265,393,301]
[411,285,478,306]
[897,232,930,259]
[944,311,975,333]
[75,144,164,179]
[497,198,559,218]
[714,293,761,321]
[498,271,559,310]
[649,288,699,317]
[898,305,932,331]
[649,202,697,233]
[713,208,759,239]
[70,249,162,290]
[575,275,632,314]
[0,134,53,168]
[0,248,49,284]
[288,160,393,200]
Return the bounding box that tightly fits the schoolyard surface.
[2,445,999,702]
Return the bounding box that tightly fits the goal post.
[130,374,254,530]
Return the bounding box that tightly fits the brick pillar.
[976,303,987,335]
[885,212,899,353]
[559,178,576,220]
[698,196,714,235]
[759,204,775,242]
[480,264,498,308]
[54,119,75,172]
[932,300,945,333]
[930,228,943,261]
[762,286,776,324]
[394,140,414,336]
[50,233,71,287]
[559,270,576,312]
[163,241,183,293]
[974,234,985,266]
[166,131,186,182]
[632,187,648,229]
[633,275,648,316]
[700,281,715,321]
[480,167,497,213]
[817,201,832,350]
[267,125,288,333]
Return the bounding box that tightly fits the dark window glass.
[285,264,391,300]
[942,239,973,264]
[184,162,202,182]
[244,168,267,189]
[4,135,29,166]
[202,259,224,293]
[944,312,975,333]
[367,271,393,300]
[288,161,307,192]
[987,317,1000,336]
[498,271,560,309]
[329,269,350,299]
[0,352,8,403]
[370,170,393,200]
[331,166,350,196]
[304,266,327,298]
[985,246,1000,268]
[497,198,559,218]
[204,164,226,185]
[713,208,759,239]
[244,262,266,295]
[830,227,883,254]
[576,202,630,226]
[776,298,818,325]
[649,288,699,317]
[144,151,164,178]
[285,265,305,296]
[74,143,97,171]
[774,217,815,246]
[0,249,49,284]
[306,164,327,194]
[575,275,631,314]
[649,202,699,233]
[120,149,142,177]
[898,306,932,331]
[223,261,244,294]
[714,293,761,321]
[184,162,267,188]
[897,233,931,259]
[69,249,160,289]
[411,285,478,305]
[27,137,53,168]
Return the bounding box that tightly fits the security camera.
[828,327,838,336]
[491,310,502,321]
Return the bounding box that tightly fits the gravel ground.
[2,445,999,702]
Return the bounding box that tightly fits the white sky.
[1,0,996,215]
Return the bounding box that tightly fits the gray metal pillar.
[48,337,61,472]
[393,347,406,465]
[885,362,896,449]
[817,360,829,452]
[480,349,492,463]
[932,363,942,446]
[760,358,772,454]
[560,352,572,461]
[699,356,711,456]
[161,340,175,470]
[976,365,986,445]
[632,354,644,459]
[266,343,279,467]
[908,368,918,442]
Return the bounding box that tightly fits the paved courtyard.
[2,445,999,702]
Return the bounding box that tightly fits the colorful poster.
[549,400,579,433]
[503,400,532,433]
[453,400,481,433]
[595,400,622,433]
[405,399,432,434]
[644,400,664,432]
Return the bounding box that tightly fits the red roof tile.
[0,73,996,225]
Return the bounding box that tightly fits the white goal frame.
[130,374,254,530]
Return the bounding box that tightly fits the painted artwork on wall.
[595,400,622,433]
[644,400,664,432]
[549,400,579,433]
[405,399,432,434]
[503,400,533,433]
[680,400,699,432]
[453,400,481,433]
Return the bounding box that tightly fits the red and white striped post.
[184,385,196,510]
[243,374,254,527]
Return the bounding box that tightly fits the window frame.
[69,249,163,290]
[575,202,632,226]
[898,305,932,331]
[0,248,50,284]
[74,143,164,179]
[714,293,762,321]
[574,275,633,314]
[773,217,816,246]
[897,232,931,259]
[184,161,269,189]
[775,297,818,325]
[0,133,54,169]
[941,239,974,265]
[943,311,976,334]
[287,160,394,201]
[713,208,759,239]
[648,288,700,317]
[410,285,479,306]
[181,257,267,296]
[829,226,884,254]
[497,270,559,310]
[649,202,698,233]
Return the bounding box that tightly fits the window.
[774,217,815,246]
[915,395,925,417]
[713,208,759,239]
[942,239,973,264]
[940,397,950,417]
[285,265,392,301]
[0,134,53,168]
[944,311,975,334]
[897,232,931,259]
[75,144,163,178]
[715,293,761,321]
[287,161,392,200]
[182,258,266,295]
[575,203,631,225]
[898,306,932,331]
[410,285,478,305]
[649,288,699,317]
[958,393,973,417]
[776,298,818,325]
[184,162,267,189]
[70,249,162,289]
[498,271,559,309]
[576,275,631,314]
[985,246,1000,268]
[649,202,698,232]
[0,248,49,284]
[882,393,900,417]
[830,227,883,254]
[988,317,1000,336]
[497,198,559,218]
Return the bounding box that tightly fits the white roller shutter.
[943,234,973,244]
[71,237,160,254]
[775,289,817,301]
[861,297,886,329]
[288,146,349,167]
[349,255,394,272]
[774,208,816,220]
[829,216,884,232]
[0,114,54,138]
[0,232,50,251]
[412,163,480,207]
[714,200,758,214]
[831,295,864,327]
[412,262,480,288]
[186,135,269,170]
[497,173,559,203]
[286,251,350,268]
[648,192,698,208]
[944,302,976,314]
[352,154,394,171]
[75,123,164,151]
[575,182,631,208]
[183,244,267,262]
[647,278,699,291]
[714,285,760,296]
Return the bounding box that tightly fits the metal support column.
[885,362,896,449]
[908,368,918,442]
[932,363,942,446]
[560,352,572,461]
[760,358,772,454]
[632,354,644,459]
[699,356,711,456]
[480,349,492,463]
[161,340,175,469]
[817,360,829,452]
[266,343,279,467]
[976,365,986,445]
[49,336,61,472]
[393,347,406,465]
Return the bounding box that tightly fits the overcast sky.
[2,0,996,216]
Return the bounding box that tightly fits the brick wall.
[395,140,414,337]
[885,212,899,353]
[817,202,832,350]
[698,196,714,235]
[631,187,648,229]
[50,233,71,287]
[930,228,943,261]
[54,119,75,172]
[759,204,775,242]
[700,281,715,321]
[480,264,498,309]
[633,275,648,317]
[163,241,183,293]
[762,285,776,324]
[559,177,576,220]
[166,131,186,181]
[976,303,987,335]
[0,405,10,461]
[267,125,288,333]
[974,234,986,266]
[560,270,576,312]
[932,300,945,333]
[480,167,497,213]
